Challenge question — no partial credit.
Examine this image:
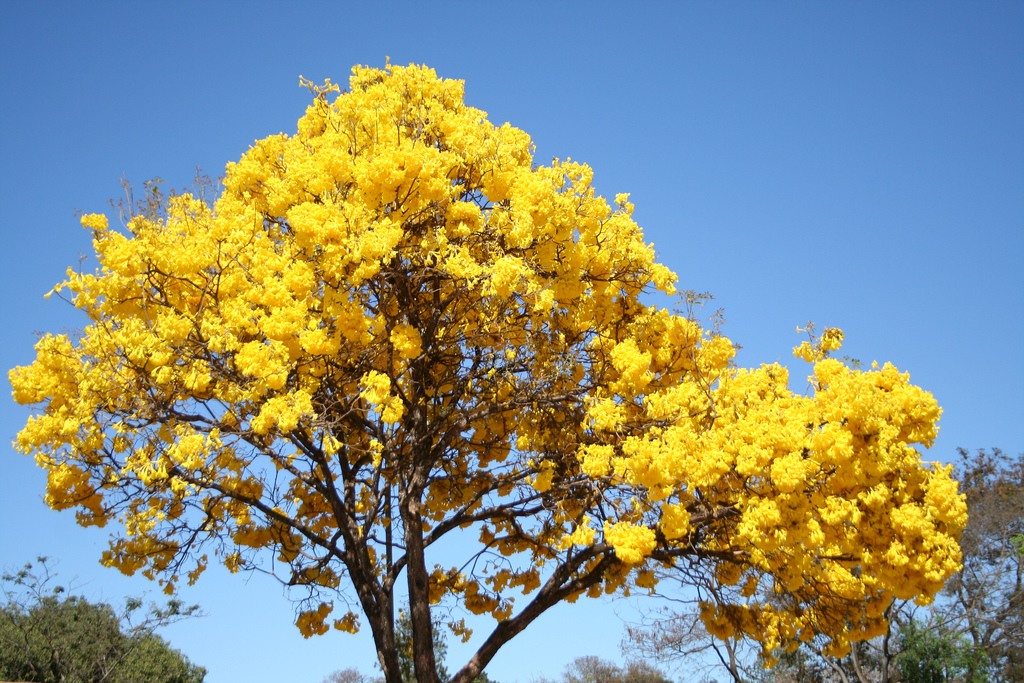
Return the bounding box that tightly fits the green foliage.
[1011,533,1024,557]
[395,606,449,683]
[896,620,989,683]
[0,558,205,683]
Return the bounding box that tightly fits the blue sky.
[1,2,1021,682]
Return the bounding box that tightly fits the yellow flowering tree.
[9,64,966,683]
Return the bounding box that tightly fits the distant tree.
[621,660,676,683]
[563,655,623,683]
[322,608,501,683]
[534,656,673,683]
[625,607,752,682]
[395,605,449,683]
[0,558,204,683]
[942,448,1024,682]
[322,667,369,683]
[895,619,988,683]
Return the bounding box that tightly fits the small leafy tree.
[896,619,988,683]
[0,558,204,683]
[395,605,449,683]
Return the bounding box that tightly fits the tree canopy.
[0,559,204,683]
[10,63,966,683]
[940,448,1023,681]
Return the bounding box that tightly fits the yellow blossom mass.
[9,64,965,681]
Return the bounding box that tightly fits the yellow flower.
[390,324,422,360]
[359,370,391,405]
[604,521,656,565]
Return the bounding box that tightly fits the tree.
[562,655,623,683]
[895,619,988,683]
[533,656,674,683]
[321,668,369,683]
[10,63,967,683]
[939,448,1023,681]
[0,558,204,683]
[625,607,755,682]
[394,604,449,683]
[620,661,676,683]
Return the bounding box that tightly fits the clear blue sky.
[1,2,1021,682]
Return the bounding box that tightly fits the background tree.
[894,619,987,683]
[0,558,204,683]
[940,448,1023,682]
[321,667,369,683]
[394,604,449,683]
[323,607,498,683]
[532,656,674,683]
[10,63,966,683]
[562,656,623,683]
[625,606,755,682]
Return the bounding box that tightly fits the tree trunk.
[401,482,440,683]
